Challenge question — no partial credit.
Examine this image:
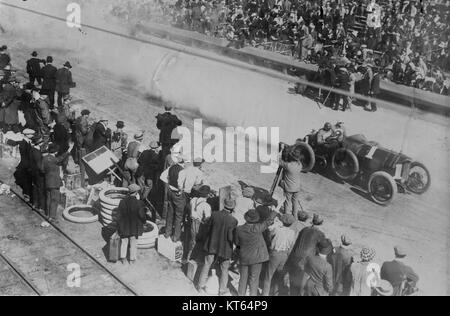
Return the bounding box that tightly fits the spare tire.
[99,187,129,206]
[63,205,99,224]
[332,148,359,180]
[138,221,158,249]
[291,142,315,173]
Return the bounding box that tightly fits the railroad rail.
[0,252,42,296]
[0,178,139,296]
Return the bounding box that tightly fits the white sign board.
[82,146,119,175]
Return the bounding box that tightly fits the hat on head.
[22,128,36,137]
[81,109,90,116]
[312,214,324,226]
[164,105,173,111]
[318,239,333,255]
[193,157,205,167]
[0,45,6,51]
[394,245,407,258]
[198,185,211,198]
[341,234,352,246]
[223,197,236,210]
[360,247,376,262]
[116,121,124,129]
[254,193,276,207]
[134,132,144,141]
[64,61,72,68]
[280,214,295,227]
[128,184,141,194]
[242,186,255,199]
[47,143,59,154]
[375,280,394,296]
[31,51,38,57]
[244,209,260,224]
[298,211,309,222]
[149,141,159,149]
[46,56,53,63]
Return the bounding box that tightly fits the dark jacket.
[26,58,43,76]
[380,260,419,296]
[40,63,57,90]
[203,209,238,259]
[52,123,70,155]
[117,196,147,239]
[304,254,333,296]
[136,149,161,180]
[41,153,68,189]
[74,115,89,148]
[287,226,326,270]
[234,211,277,266]
[327,246,353,295]
[92,122,111,151]
[7,139,32,170]
[0,53,11,69]
[156,111,182,145]
[55,67,74,94]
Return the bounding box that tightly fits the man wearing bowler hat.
[26,51,44,86]
[380,246,419,296]
[55,61,75,107]
[40,56,57,108]
[198,197,238,296]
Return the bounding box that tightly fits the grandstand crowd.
[111,0,450,95]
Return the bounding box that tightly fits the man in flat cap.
[91,119,111,152]
[55,61,75,107]
[304,238,334,296]
[380,246,419,296]
[327,234,355,296]
[26,51,44,86]
[72,109,90,163]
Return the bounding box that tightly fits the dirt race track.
[1,29,450,295]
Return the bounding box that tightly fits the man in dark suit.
[41,142,72,221]
[156,106,182,159]
[380,246,419,296]
[327,234,354,296]
[287,214,326,296]
[197,198,238,296]
[40,56,57,108]
[304,239,334,296]
[0,45,10,70]
[55,61,75,107]
[26,51,44,86]
[235,209,277,296]
[91,119,111,152]
[30,136,46,212]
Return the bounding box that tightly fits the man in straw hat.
[380,246,419,296]
[279,143,303,219]
[287,213,326,295]
[303,238,334,296]
[198,197,238,296]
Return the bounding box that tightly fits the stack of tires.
[99,187,129,226]
[138,221,159,249]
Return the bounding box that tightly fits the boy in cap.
[186,185,212,261]
[262,214,296,296]
[198,197,238,295]
[116,184,148,264]
[380,246,419,296]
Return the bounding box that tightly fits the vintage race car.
[289,133,431,205]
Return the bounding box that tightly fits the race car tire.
[63,205,99,224]
[368,171,397,206]
[291,142,315,173]
[100,201,118,211]
[137,221,158,249]
[99,187,129,206]
[332,148,359,181]
[405,161,431,195]
[100,210,113,221]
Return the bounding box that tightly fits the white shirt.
[178,165,205,194]
[190,197,211,221]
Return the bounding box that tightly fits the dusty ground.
[1,16,450,295]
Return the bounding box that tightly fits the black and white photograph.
[0,0,448,299]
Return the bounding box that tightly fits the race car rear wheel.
[331,148,359,180]
[405,162,431,195]
[291,142,315,173]
[368,171,397,206]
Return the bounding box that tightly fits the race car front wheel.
[368,171,397,206]
[405,162,431,195]
[331,148,359,181]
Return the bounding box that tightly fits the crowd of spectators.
[111,0,450,95]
